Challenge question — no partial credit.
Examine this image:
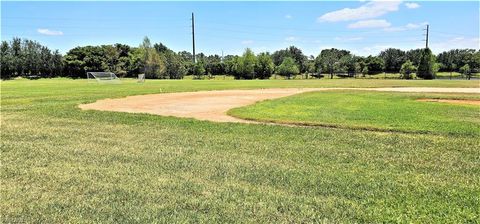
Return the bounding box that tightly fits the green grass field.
[229,90,480,136]
[1,78,479,223]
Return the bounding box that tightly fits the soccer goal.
[137,74,145,83]
[87,72,121,83]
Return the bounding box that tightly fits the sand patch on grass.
[80,87,480,123]
[416,99,480,106]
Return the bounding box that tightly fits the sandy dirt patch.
[80,88,326,123]
[79,87,480,123]
[416,99,480,105]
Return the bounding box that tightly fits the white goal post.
[87,72,121,83]
[138,74,145,83]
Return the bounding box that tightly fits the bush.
[400,60,417,79]
[276,57,299,79]
[192,62,206,79]
[459,64,472,80]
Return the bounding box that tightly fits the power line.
[197,34,422,44]
[430,30,478,38]
[2,24,191,29]
[198,26,421,39]
[201,21,424,34]
[2,16,189,22]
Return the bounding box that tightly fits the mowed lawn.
[229,90,480,136]
[1,78,479,223]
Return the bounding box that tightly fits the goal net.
[87,72,121,83]
[138,74,145,83]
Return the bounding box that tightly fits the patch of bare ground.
[79,87,480,123]
[416,99,480,105]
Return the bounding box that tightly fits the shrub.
[276,57,299,79]
[400,60,417,79]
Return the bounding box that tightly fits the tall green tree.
[364,56,385,74]
[417,48,436,79]
[272,46,307,73]
[1,38,64,78]
[1,41,14,79]
[51,50,63,77]
[437,49,478,72]
[305,59,317,79]
[63,46,107,77]
[11,37,23,76]
[337,55,359,77]
[243,48,257,79]
[315,48,350,79]
[163,51,186,79]
[103,45,119,73]
[141,37,165,78]
[204,55,224,76]
[24,40,41,76]
[39,46,52,77]
[153,42,170,54]
[178,51,193,62]
[405,49,423,66]
[224,55,241,78]
[255,52,274,79]
[379,48,406,73]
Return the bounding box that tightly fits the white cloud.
[252,46,268,53]
[285,36,296,41]
[360,45,394,56]
[241,40,254,45]
[405,23,422,29]
[431,37,480,53]
[383,27,407,32]
[405,2,420,9]
[318,1,402,22]
[384,21,427,31]
[334,36,364,41]
[285,14,292,19]
[37,28,63,36]
[348,19,391,29]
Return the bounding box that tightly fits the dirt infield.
[80,88,323,123]
[80,87,480,123]
[416,98,480,105]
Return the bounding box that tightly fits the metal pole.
[192,12,196,64]
[425,25,429,48]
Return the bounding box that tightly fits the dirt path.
[79,87,480,123]
[416,99,480,105]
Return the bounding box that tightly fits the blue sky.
[1,1,478,56]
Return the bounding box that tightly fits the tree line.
[1,38,63,79]
[1,36,479,80]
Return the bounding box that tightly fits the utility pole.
[221,50,225,80]
[423,24,429,48]
[191,12,196,63]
